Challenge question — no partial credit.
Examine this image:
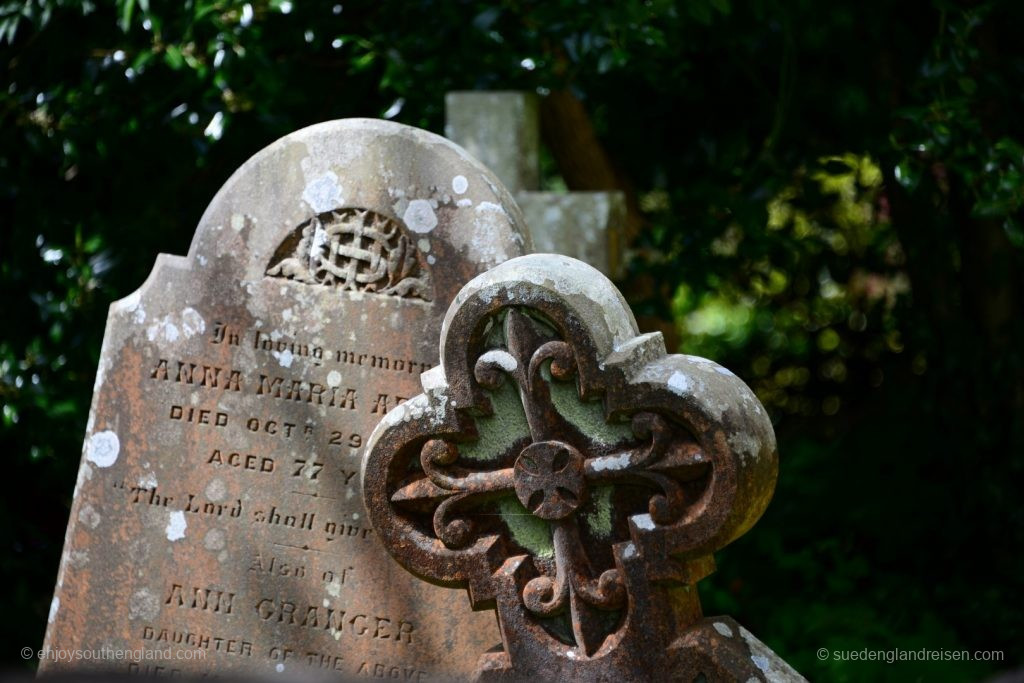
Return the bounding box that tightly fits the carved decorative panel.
[267,208,432,301]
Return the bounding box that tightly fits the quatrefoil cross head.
[362,255,799,682]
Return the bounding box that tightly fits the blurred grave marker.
[445,91,626,278]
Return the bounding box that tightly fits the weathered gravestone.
[363,254,805,681]
[445,92,626,278]
[42,119,531,679]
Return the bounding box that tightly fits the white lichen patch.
[739,625,807,682]
[272,349,294,368]
[205,478,227,502]
[112,290,146,324]
[379,394,430,429]
[708,366,733,382]
[48,596,60,624]
[326,370,342,387]
[728,430,761,465]
[231,214,246,232]
[146,308,205,343]
[477,349,517,373]
[302,171,343,213]
[420,366,446,392]
[67,549,90,567]
[667,370,691,396]
[137,472,158,489]
[715,365,737,377]
[590,452,631,472]
[452,175,468,194]
[632,513,656,530]
[85,430,120,468]
[417,238,431,253]
[309,220,330,260]
[204,528,226,551]
[713,621,734,638]
[129,589,160,621]
[404,199,438,233]
[469,202,510,264]
[165,510,187,541]
[181,307,205,336]
[78,503,101,528]
[429,393,449,426]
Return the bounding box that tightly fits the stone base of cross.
[445,91,626,279]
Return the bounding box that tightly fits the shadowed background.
[1,1,1021,680]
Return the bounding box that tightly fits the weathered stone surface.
[445,91,540,194]
[363,254,801,681]
[43,119,530,679]
[517,193,626,279]
[445,92,625,278]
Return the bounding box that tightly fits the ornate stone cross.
[362,254,803,681]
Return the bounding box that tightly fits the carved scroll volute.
[361,255,780,681]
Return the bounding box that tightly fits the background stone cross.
[445,92,626,278]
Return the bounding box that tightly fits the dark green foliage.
[1,1,1021,678]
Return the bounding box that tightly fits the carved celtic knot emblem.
[362,255,780,680]
[267,207,431,300]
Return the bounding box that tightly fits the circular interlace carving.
[513,440,586,520]
[266,207,431,300]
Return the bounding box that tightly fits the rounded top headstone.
[176,118,530,308]
[44,119,532,680]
